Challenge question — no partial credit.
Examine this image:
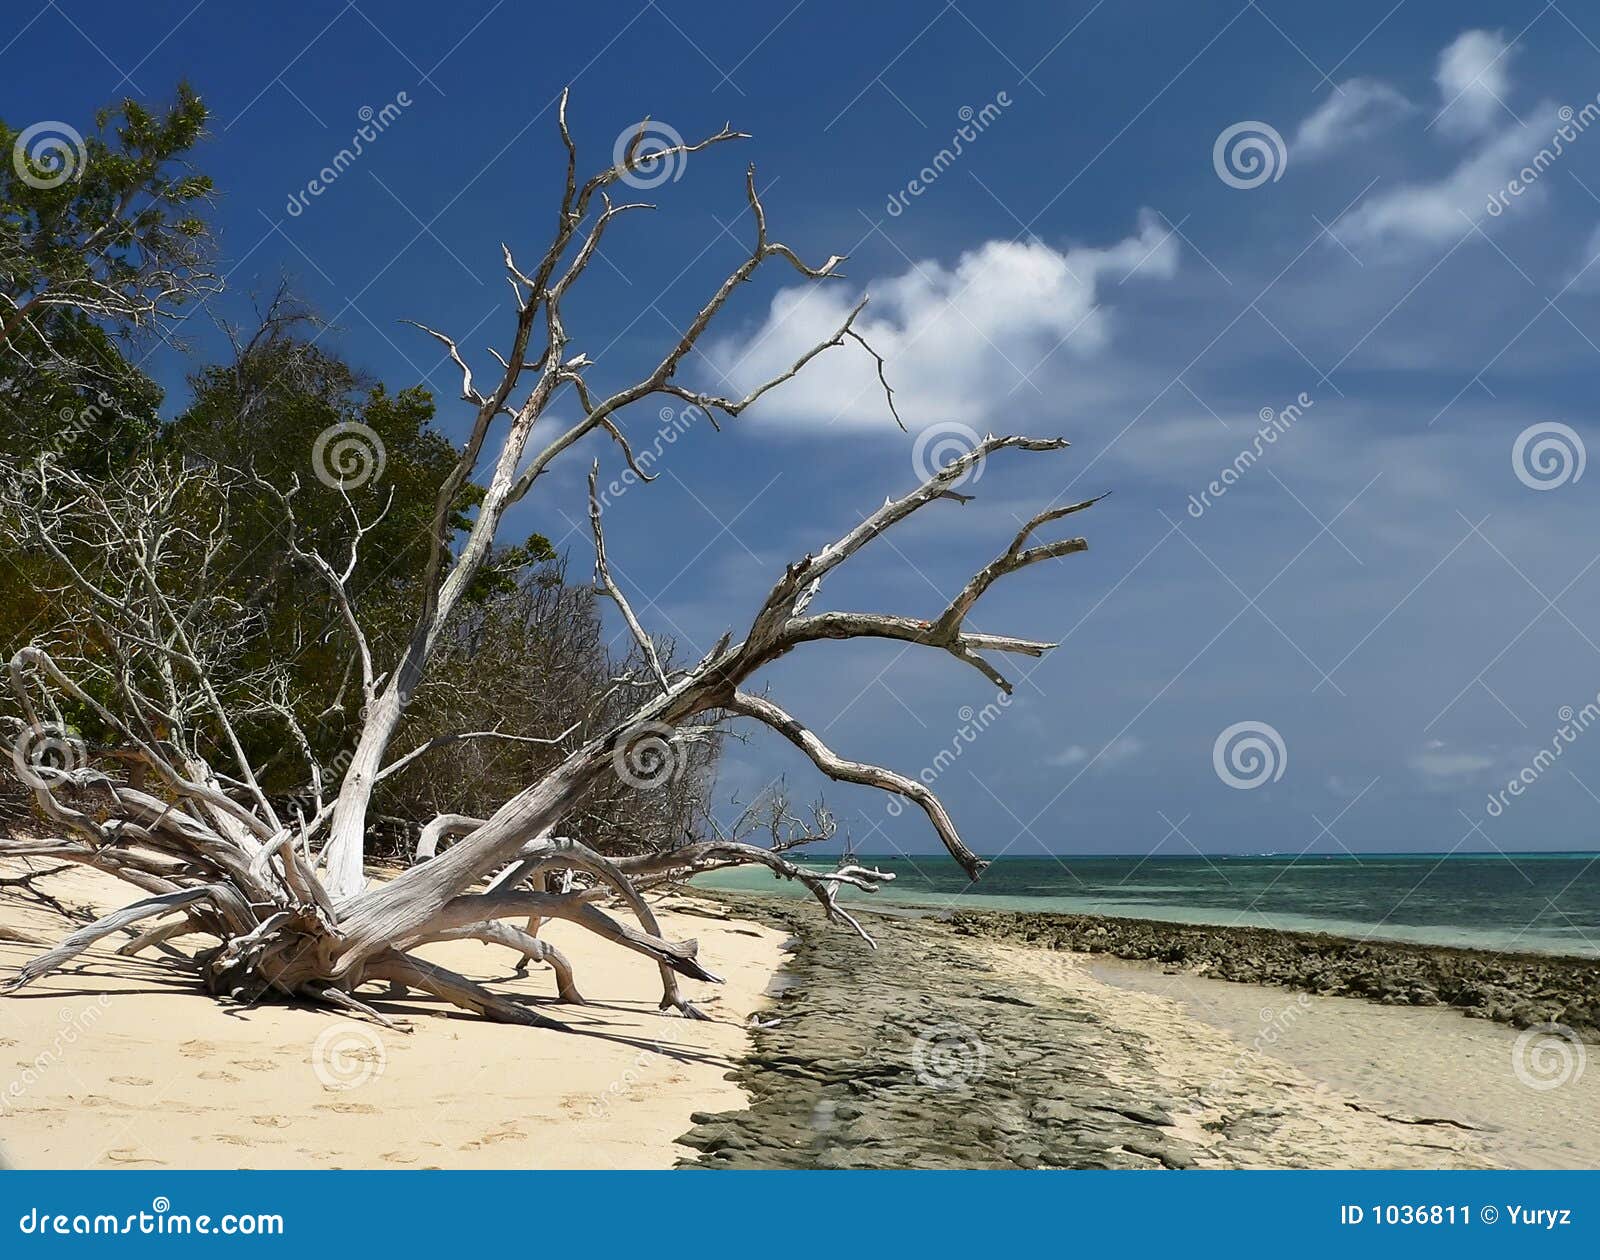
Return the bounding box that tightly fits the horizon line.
[801,849,1600,860]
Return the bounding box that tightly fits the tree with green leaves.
[1,82,211,475]
[1,81,212,354]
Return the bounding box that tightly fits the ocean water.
[695,853,1600,958]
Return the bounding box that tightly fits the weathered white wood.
[414,923,583,1003]
[1,887,220,992]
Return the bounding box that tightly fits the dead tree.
[0,96,1102,1027]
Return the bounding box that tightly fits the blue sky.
[8,1,1600,860]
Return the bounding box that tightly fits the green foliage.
[0,315,162,468]
[1,82,202,475]
[0,81,213,344]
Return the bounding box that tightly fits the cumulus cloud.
[1434,29,1515,139]
[702,211,1179,429]
[1295,78,1413,158]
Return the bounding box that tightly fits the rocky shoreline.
[674,896,1501,1170]
[944,909,1600,1041]
[677,896,1208,1169]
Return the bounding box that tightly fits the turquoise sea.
[696,852,1600,958]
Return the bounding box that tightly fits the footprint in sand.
[250,1115,290,1128]
[110,1075,152,1087]
[215,1135,256,1147]
[232,1059,278,1073]
[313,1101,376,1114]
[178,1040,218,1057]
[460,1123,524,1150]
[103,1149,166,1165]
[381,1151,419,1164]
[198,1070,238,1082]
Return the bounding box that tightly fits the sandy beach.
[3,861,1595,1170]
[1080,953,1600,1169]
[0,861,785,1170]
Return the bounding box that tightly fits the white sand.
[1084,953,1599,1169]
[986,940,1596,1169]
[0,862,785,1169]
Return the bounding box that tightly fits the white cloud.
[1048,735,1144,771]
[1435,29,1515,139]
[1295,79,1413,158]
[1336,114,1549,250]
[1315,30,1553,253]
[704,211,1179,429]
[1410,739,1494,782]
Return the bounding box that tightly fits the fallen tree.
[0,96,1101,1028]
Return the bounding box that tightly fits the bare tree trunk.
[320,691,403,899]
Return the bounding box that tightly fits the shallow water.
[696,853,1600,957]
